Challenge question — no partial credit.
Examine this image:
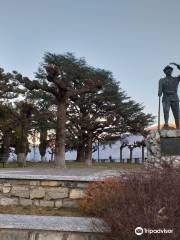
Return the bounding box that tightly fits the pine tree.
[0,67,26,157]
[14,52,102,168]
[0,67,24,100]
[67,69,154,164]
[27,90,56,161]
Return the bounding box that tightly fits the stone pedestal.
[145,129,180,168]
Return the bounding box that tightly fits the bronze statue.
[158,63,180,129]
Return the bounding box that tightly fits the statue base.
[145,129,180,168]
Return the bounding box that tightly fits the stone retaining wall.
[0,230,104,240]
[0,179,88,208]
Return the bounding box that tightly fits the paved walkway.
[0,214,108,233]
[0,168,124,181]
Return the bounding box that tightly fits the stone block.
[20,198,33,206]
[30,187,45,199]
[69,189,85,199]
[0,197,18,206]
[45,188,69,200]
[11,180,30,185]
[11,186,30,198]
[38,232,64,240]
[166,130,177,138]
[55,200,63,208]
[30,181,40,186]
[39,200,54,207]
[0,184,3,192]
[63,199,79,208]
[67,234,89,240]
[62,182,77,188]
[33,200,40,206]
[76,183,88,188]
[0,230,28,240]
[27,232,37,240]
[160,130,167,138]
[177,130,180,137]
[41,180,60,187]
[2,183,11,193]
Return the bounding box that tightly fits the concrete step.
[0,214,109,240]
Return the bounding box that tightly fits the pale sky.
[0,0,180,124]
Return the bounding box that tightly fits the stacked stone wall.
[0,179,88,208]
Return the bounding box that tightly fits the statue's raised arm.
[170,62,180,69]
[170,63,180,80]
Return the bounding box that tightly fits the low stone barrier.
[0,214,108,240]
[0,230,103,240]
[0,179,88,208]
[0,168,121,208]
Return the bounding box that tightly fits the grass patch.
[1,161,143,169]
[0,205,85,217]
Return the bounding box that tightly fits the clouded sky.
[0,0,180,123]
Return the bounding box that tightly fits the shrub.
[80,167,180,240]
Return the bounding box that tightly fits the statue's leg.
[162,100,170,127]
[171,101,180,129]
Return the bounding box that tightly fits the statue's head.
[163,65,173,76]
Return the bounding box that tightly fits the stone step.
[0,214,109,240]
[0,168,121,181]
[0,214,108,233]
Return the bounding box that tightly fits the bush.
[80,167,180,240]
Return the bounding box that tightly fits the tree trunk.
[55,98,66,168]
[41,155,45,161]
[142,145,145,163]
[120,147,123,163]
[97,140,100,162]
[17,153,26,167]
[16,124,28,167]
[85,138,93,166]
[39,128,47,161]
[76,145,85,162]
[129,148,133,163]
[2,131,12,154]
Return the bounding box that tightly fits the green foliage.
[67,67,154,150]
[0,67,25,100]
